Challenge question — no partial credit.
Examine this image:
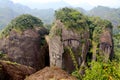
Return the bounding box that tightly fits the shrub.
[55,7,88,32]
[83,60,120,80]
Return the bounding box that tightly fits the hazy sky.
[11,0,120,10]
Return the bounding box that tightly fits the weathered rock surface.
[0,28,49,70]
[0,60,36,80]
[25,67,77,80]
[99,28,113,60]
[48,20,90,73]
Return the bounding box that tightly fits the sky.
[11,0,120,10]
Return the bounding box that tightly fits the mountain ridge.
[0,0,120,29]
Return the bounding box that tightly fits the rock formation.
[0,8,114,79]
[0,60,36,80]
[99,28,113,61]
[25,67,77,80]
[47,8,114,73]
[0,28,49,70]
[47,20,90,73]
[88,17,114,62]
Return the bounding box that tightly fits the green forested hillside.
[88,6,120,28]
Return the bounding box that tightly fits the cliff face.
[48,19,113,73]
[99,28,113,60]
[0,28,49,70]
[48,20,90,73]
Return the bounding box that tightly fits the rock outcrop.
[0,28,49,70]
[25,67,77,80]
[99,28,113,60]
[46,8,114,75]
[48,20,90,73]
[0,60,36,80]
[89,18,114,62]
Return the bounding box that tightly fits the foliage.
[79,24,119,80]
[8,14,43,30]
[113,27,120,61]
[66,47,79,71]
[49,23,62,37]
[87,17,113,60]
[55,7,88,32]
[72,70,82,79]
[0,51,4,58]
[88,17,112,43]
[54,8,115,80]
[0,14,43,38]
[83,60,120,80]
[72,55,120,80]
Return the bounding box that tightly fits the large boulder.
[25,67,77,80]
[0,14,49,70]
[0,28,49,70]
[0,60,36,80]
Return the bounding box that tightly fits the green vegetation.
[83,60,120,80]
[0,6,120,80]
[113,27,120,59]
[6,14,43,30]
[54,8,120,80]
[66,47,79,71]
[88,17,112,42]
[0,52,4,58]
[87,17,113,61]
[0,14,43,38]
[55,7,88,32]
[49,23,62,37]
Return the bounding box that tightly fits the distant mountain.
[30,1,71,9]
[0,0,55,29]
[0,0,31,13]
[0,0,120,29]
[76,7,87,14]
[0,0,32,29]
[0,7,18,29]
[88,6,120,28]
[30,9,55,24]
